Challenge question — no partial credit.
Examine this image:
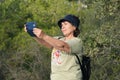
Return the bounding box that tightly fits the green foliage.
[0,0,119,80]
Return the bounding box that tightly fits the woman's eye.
[64,22,68,25]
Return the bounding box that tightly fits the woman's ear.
[73,26,76,31]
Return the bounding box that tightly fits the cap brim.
[58,19,65,28]
[58,19,71,28]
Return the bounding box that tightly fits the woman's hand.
[24,25,27,32]
[33,28,46,39]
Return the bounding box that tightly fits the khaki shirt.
[51,37,83,80]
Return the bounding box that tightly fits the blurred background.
[0,0,119,80]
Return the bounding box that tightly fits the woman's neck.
[64,35,75,41]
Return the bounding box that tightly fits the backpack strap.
[74,54,84,75]
[74,54,82,69]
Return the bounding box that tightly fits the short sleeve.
[66,38,83,55]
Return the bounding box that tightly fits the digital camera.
[26,22,36,37]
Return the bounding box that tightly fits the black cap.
[58,15,80,28]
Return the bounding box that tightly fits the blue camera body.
[26,22,36,37]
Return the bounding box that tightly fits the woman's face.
[61,21,76,37]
